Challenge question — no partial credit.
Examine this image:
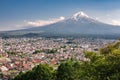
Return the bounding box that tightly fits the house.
[0,66,8,72]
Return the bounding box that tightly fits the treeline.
[1,32,120,39]
[33,49,57,54]
[13,40,120,80]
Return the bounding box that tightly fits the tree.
[56,60,82,80]
[32,64,53,80]
[13,64,53,80]
[80,41,120,80]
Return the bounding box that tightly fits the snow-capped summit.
[8,11,120,38]
[72,11,89,20]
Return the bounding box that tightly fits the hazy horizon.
[1,0,120,31]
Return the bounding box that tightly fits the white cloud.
[95,15,120,26]
[13,16,65,30]
[111,20,120,25]
[26,16,65,27]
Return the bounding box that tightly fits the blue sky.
[1,0,120,31]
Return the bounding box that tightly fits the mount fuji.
[2,11,120,38]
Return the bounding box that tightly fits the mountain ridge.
[1,11,120,39]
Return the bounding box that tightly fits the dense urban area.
[0,37,116,79]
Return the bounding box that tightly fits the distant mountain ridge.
[1,11,120,38]
[23,11,120,34]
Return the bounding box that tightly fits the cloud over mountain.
[16,11,120,36]
[26,16,65,27]
[2,11,120,39]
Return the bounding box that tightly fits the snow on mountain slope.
[7,11,120,36]
[72,11,89,20]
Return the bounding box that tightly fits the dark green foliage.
[56,60,78,80]
[33,50,43,54]
[100,41,120,55]
[32,64,53,80]
[33,49,57,54]
[100,44,113,55]
[80,41,120,80]
[47,49,57,53]
[57,60,88,80]
[7,51,17,56]
[13,64,53,80]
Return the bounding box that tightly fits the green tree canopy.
[13,64,53,80]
